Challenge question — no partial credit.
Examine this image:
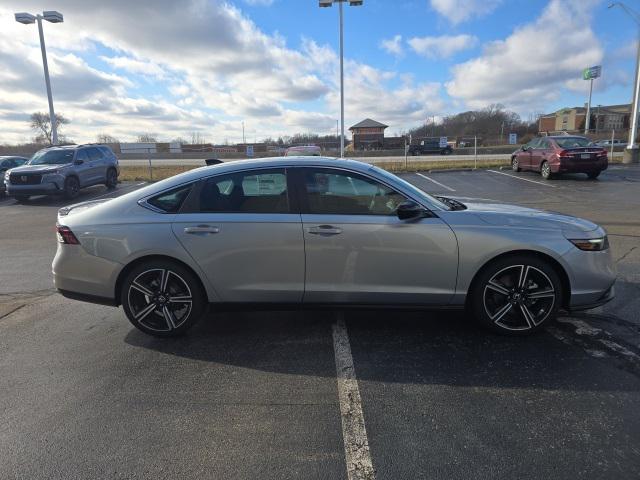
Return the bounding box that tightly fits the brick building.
[538,104,630,134]
[349,118,388,150]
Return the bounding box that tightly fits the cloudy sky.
[0,0,637,144]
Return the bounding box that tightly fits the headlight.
[569,236,609,251]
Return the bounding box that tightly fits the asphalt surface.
[1,166,639,479]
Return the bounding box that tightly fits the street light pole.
[36,15,57,145]
[339,0,345,158]
[609,2,640,163]
[320,1,363,158]
[15,11,63,145]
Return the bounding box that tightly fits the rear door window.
[76,150,90,163]
[147,184,193,213]
[86,147,104,162]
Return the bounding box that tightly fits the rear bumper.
[552,158,608,173]
[58,289,118,307]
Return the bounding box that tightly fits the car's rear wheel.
[541,161,553,180]
[14,195,30,203]
[470,255,562,335]
[105,168,118,189]
[121,260,206,337]
[587,171,601,180]
[64,176,80,199]
[511,157,520,172]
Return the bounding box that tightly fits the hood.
[446,197,601,236]
[8,163,71,174]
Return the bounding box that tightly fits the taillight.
[56,225,80,245]
[558,150,572,158]
[597,149,608,157]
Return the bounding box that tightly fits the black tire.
[63,176,80,200]
[541,161,553,180]
[511,157,520,172]
[587,171,601,180]
[105,168,118,189]
[121,259,206,337]
[14,195,30,203]
[412,150,419,156]
[441,149,451,156]
[469,254,562,335]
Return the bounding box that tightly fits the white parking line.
[332,313,376,480]
[487,170,555,188]
[415,172,456,192]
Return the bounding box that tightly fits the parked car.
[53,157,615,338]
[5,144,119,202]
[594,139,626,148]
[511,136,608,180]
[408,138,453,156]
[0,156,28,195]
[285,145,322,156]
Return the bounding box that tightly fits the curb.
[427,168,474,173]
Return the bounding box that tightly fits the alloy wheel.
[127,268,193,332]
[483,264,556,331]
[541,162,551,179]
[512,158,519,171]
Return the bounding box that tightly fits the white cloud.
[100,56,166,79]
[0,0,449,143]
[429,0,502,25]
[446,0,603,110]
[380,35,404,57]
[408,34,477,59]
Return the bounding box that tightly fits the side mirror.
[397,201,426,221]
[521,145,528,151]
[74,159,84,165]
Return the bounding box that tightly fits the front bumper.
[562,244,616,310]
[7,181,62,196]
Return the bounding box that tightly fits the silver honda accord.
[52,157,616,337]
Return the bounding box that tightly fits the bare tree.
[136,133,157,143]
[189,131,207,144]
[96,133,119,144]
[30,112,69,145]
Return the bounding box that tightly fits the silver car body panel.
[53,157,616,310]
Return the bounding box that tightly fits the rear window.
[147,184,193,213]
[554,137,592,148]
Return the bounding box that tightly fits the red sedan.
[512,136,608,180]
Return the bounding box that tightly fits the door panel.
[302,214,458,304]
[74,149,92,186]
[85,147,106,184]
[295,167,458,305]
[171,168,304,303]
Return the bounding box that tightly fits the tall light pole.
[609,2,640,163]
[320,0,363,158]
[15,11,64,145]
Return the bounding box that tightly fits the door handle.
[308,225,342,236]
[184,225,220,235]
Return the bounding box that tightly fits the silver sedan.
[52,157,616,337]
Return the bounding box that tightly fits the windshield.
[369,165,451,211]
[28,149,75,166]
[554,137,592,148]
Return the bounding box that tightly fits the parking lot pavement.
[1,167,639,479]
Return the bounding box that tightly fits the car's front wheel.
[64,176,80,199]
[511,157,520,172]
[470,255,562,335]
[121,259,206,337]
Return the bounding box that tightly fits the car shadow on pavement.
[124,308,639,392]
